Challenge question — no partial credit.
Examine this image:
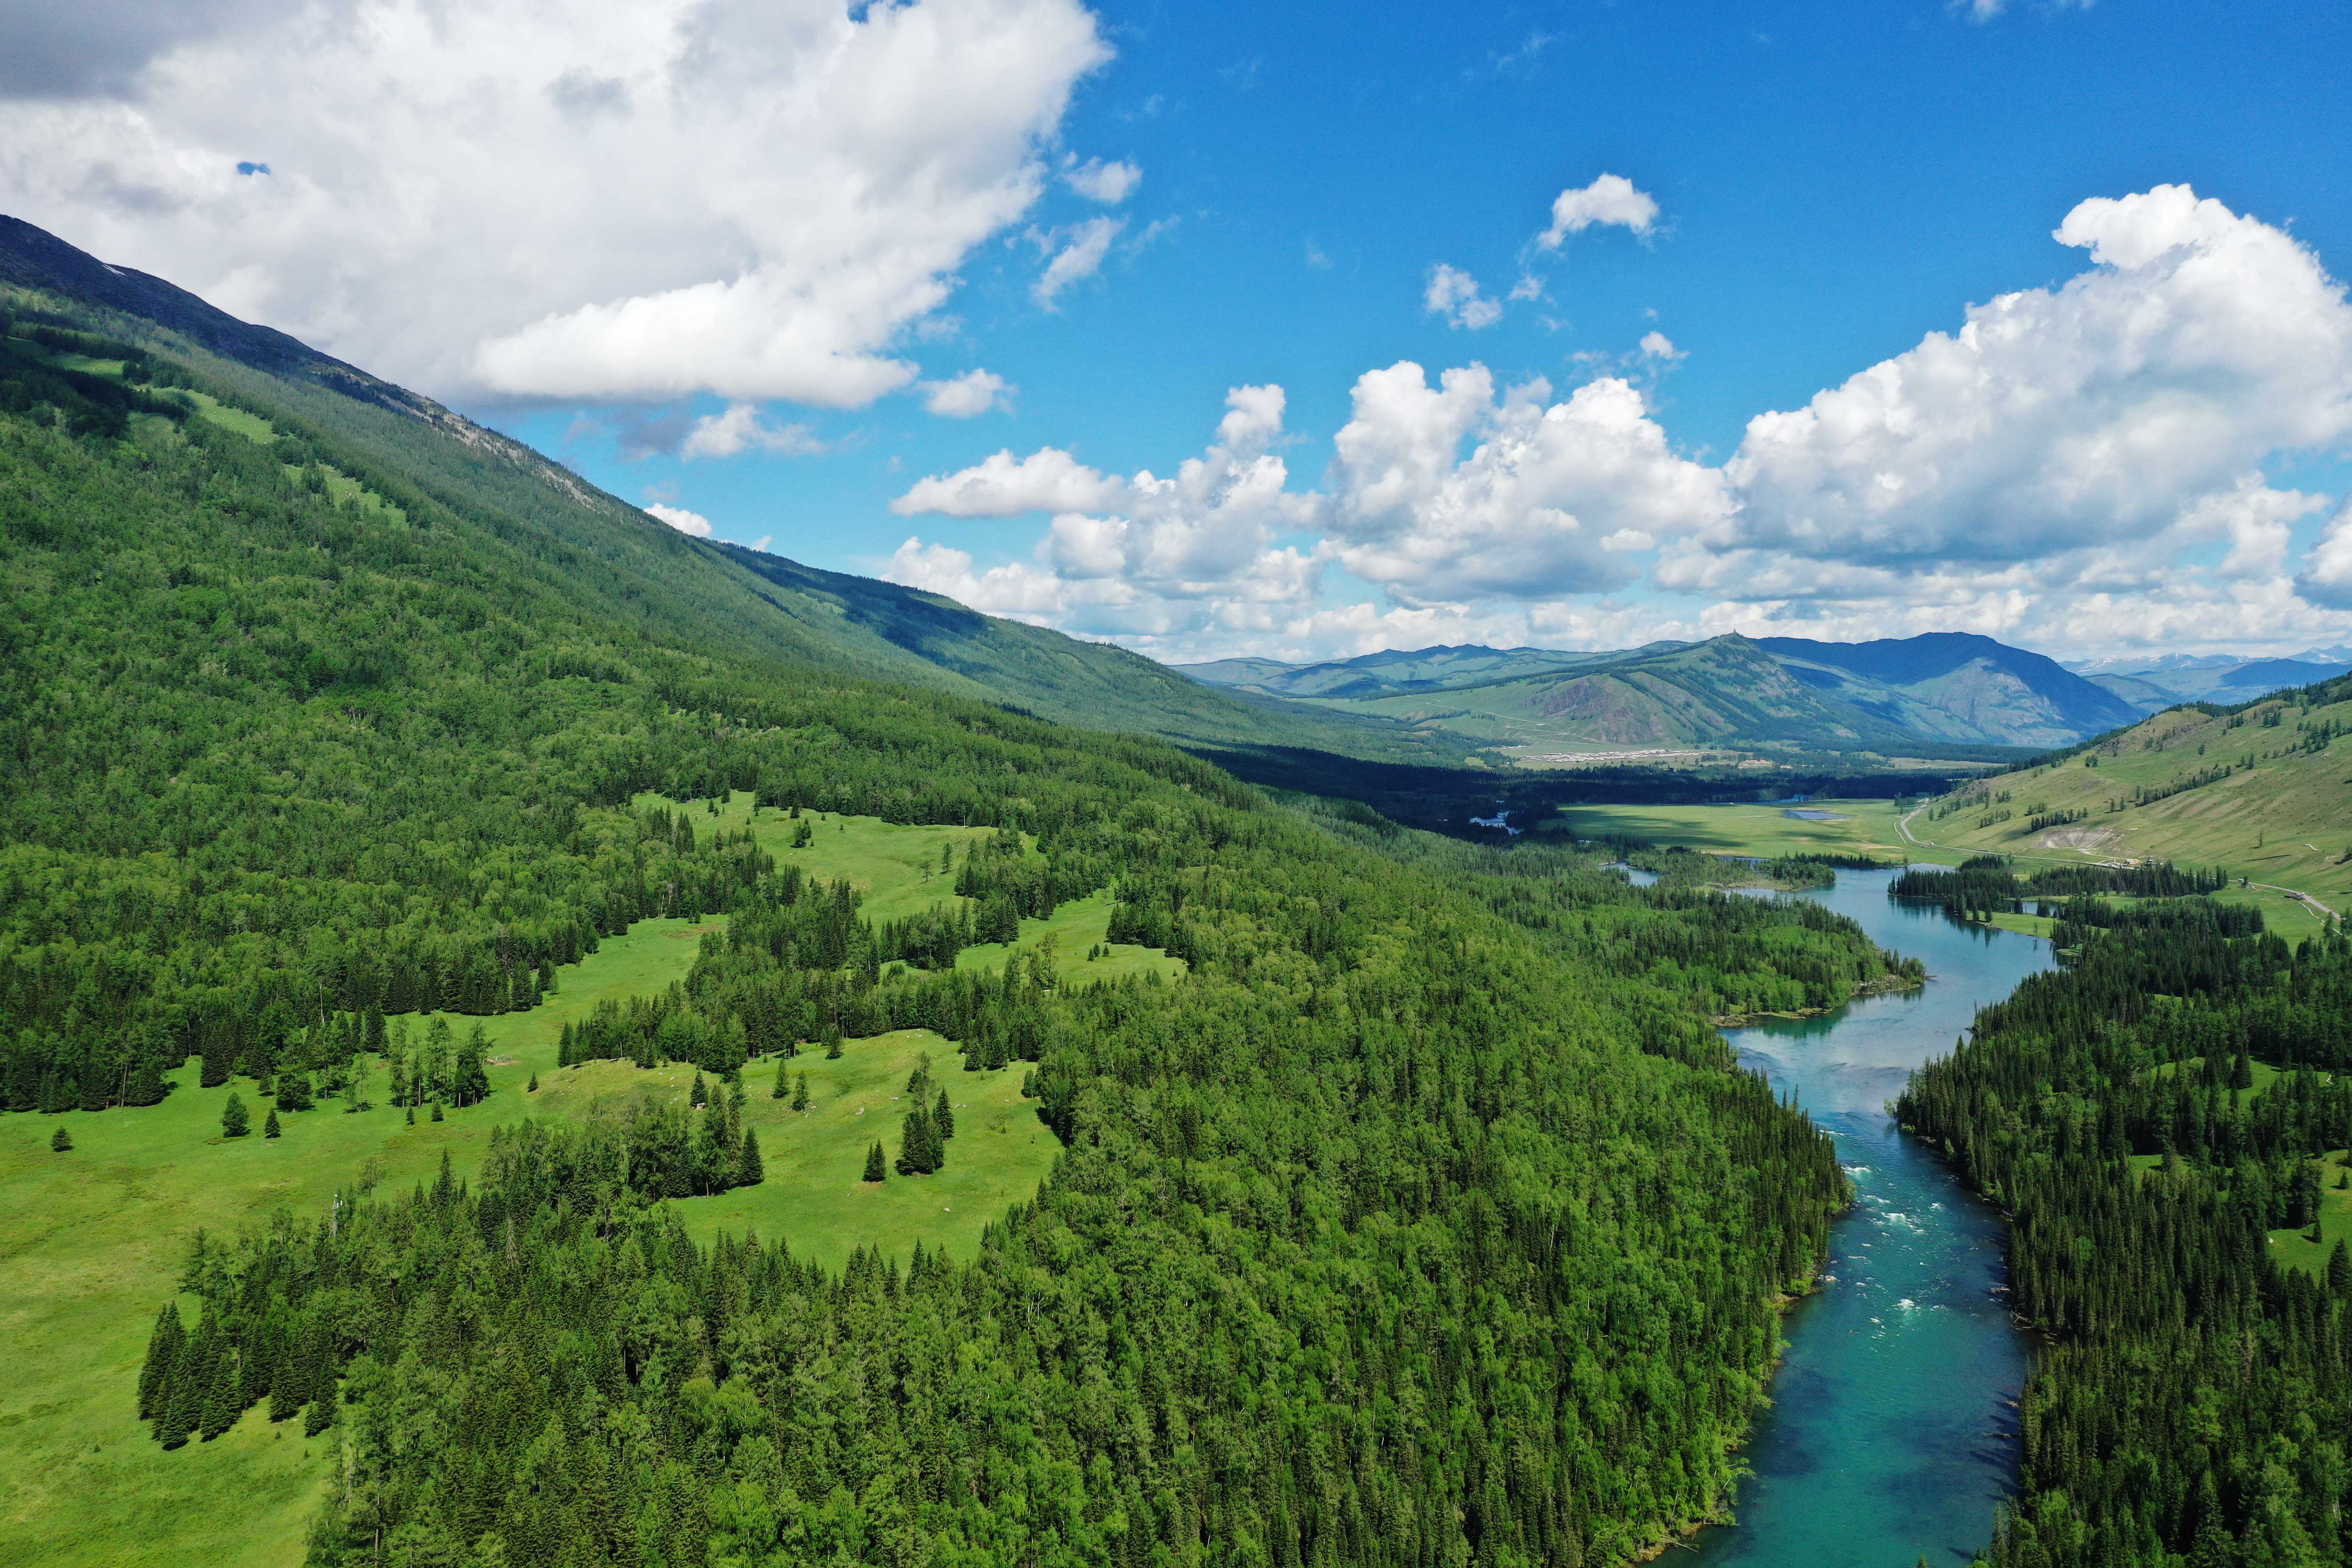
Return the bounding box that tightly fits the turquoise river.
[1689,867,2055,1568]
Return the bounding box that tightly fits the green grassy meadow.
[0,805,1155,1568]
[1556,798,1932,865]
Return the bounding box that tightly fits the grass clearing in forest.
[1555,798,1932,865]
[0,807,1161,1568]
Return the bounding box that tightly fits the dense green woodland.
[1899,875,2352,1568]
[1,295,1930,1564]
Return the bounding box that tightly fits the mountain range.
[1179,631,2145,758]
[2063,649,2352,711]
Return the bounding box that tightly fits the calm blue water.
[1690,869,2052,1568]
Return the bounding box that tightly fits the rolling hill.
[1180,631,2138,761]
[1903,671,2352,923]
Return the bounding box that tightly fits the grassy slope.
[1901,687,2352,941]
[0,806,1172,1568]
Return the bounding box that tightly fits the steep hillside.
[0,216,1470,767]
[1904,673,2352,920]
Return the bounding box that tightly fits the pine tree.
[2331,1240,2352,1299]
[738,1127,765,1186]
[157,1323,211,1448]
[792,1073,809,1112]
[771,1068,789,1099]
[220,1091,248,1139]
[824,1024,843,1060]
[199,1341,239,1440]
[431,1101,444,1122]
[406,1105,416,1126]
[264,1108,282,1138]
[2231,1049,2255,1091]
[691,1072,708,1109]
[935,1087,954,1140]
[50,1125,71,1152]
[862,1141,886,1182]
[304,1384,334,1436]
[138,1302,185,1420]
[527,1072,538,1093]
[898,1107,939,1175]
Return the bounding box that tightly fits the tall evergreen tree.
[737,1128,764,1186]
[220,1092,248,1139]
[792,1073,809,1112]
[861,1141,885,1182]
[138,1302,184,1420]
[264,1108,282,1139]
[690,1072,707,1109]
[156,1322,209,1449]
[934,1088,954,1140]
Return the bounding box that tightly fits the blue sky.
[9,0,2352,661]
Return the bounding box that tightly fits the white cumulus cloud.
[919,368,1016,417]
[2299,502,2352,610]
[1424,264,1502,330]
[1329,364,1727,604]
[680,403,826,459]
[1724,185,2352,569]
[644,502,713,537]
[889,386,1323,643]
[0,0,1115,406]
[1062,156,1140,203]
[891,446,1126,517]
[1537,174,1660,248]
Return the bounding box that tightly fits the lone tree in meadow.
[897,1106,943,1175]
[220,1092,249,1139]
[738,1127,765,1185]
[793,1073,810,1111]
[264,1108,282,1139]
[862,1140,886,1182]
[50,1125,71,1152]
[935,1087,955,1140]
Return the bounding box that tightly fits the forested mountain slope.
[0,216,1469,766]
[1,247,1922,1564]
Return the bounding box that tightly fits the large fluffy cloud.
[0,0,1114,404]
[2299,501,2352,611]
[887,386,1323,641]
[1328,364,1727,605]
[1724,185,2352,567]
